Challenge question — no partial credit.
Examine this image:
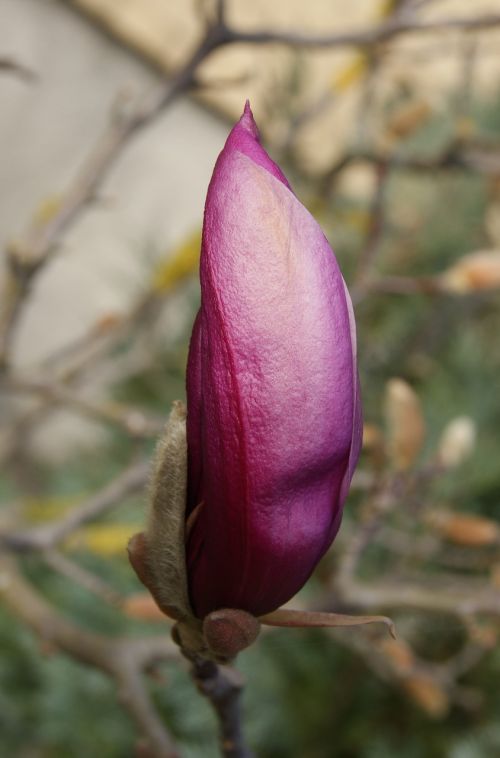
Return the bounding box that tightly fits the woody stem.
[190,656,253,758]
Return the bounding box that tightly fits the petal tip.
[239,99,259,140]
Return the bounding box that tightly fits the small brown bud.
[403,675,449,718]
[385,100,431,141]
[430,512,499,547]
[378,638,415,674]
[362,423,384,451]
[203,609,261,660]
[440,250,500,292]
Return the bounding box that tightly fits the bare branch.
[0,55,36,81]
[0,554,179,756]
[0,293,165,466]
[224,13,500,49]
[3,5,500,366]
[1,374,163,437]
[2,458,149,552]
[353,160,391,285]
[214,0,226,26]
[116,658,178,757]
[43,549,124,606]
[324,142,500,194]
[337,575,500,618]
[0,19,226,366]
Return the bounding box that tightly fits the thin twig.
[1,375,163,437]
[35,283,163,383]
[4,7,500,366]
[214,0,226,26]
[0,292,164,466]
[352,274,442,305]
[376,525,495,572]
[338,575,500,617]
[0,554,179,757]
[0,55,37,81]
[354,160,391,285]
[43,548,124,606]
[324,142,500,191]
[2,459,150,552]
[0,19,226,366]
[223,13,500,50]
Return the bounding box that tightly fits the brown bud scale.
[203,609,261,659]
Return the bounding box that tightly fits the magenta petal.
[186,310,203,516]
[224,101,292,190]
[185,104,361,617]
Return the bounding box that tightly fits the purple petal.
[225,100,292,190]
[185,104,360,617]
[186,310,203,517]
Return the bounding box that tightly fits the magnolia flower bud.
[185,102,362,618]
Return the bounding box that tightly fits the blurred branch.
[338,574,500,617]
[43,548,124,606]
[352,274,442,305]
[1,374,163,437]
[0,55,36,82]
[45,292,164,385]
[410,0,443,9]
[330,625,461,717]
[354,160,391,285]
[0,291,166,465]
[36,312,133,377]
[374,525,495,571]
[0,402,49,466]
[334,463,500,619]
[325,141,500,192]
[337,472,404,587]
[224,13,500,49]
[0,553,179,757]
[0,15,226,367]
[2,458,149,552]
[4,3,500,367]
[214,0,226,26]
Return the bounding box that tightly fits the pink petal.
[185,105,360,617]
